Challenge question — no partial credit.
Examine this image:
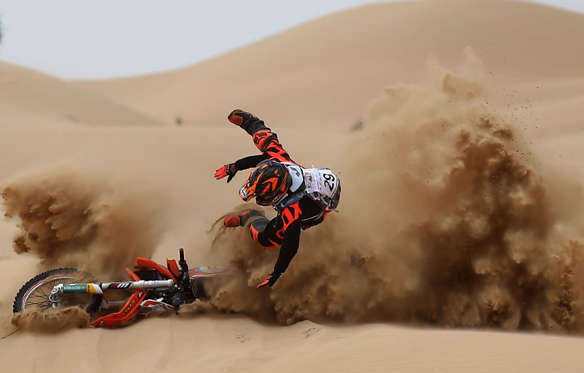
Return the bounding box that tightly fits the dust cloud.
[11,307,90,333]
[208,57,584,333]
[2,165,167,279]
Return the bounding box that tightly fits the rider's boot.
[224,209,264,228]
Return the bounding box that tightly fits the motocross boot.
[224,209,264,228]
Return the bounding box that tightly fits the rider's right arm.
[230,110,296,164]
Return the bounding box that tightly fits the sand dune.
[77,0,584,128]
[0,61,162,127]
[2,0,584,372]
[4,317,584,373]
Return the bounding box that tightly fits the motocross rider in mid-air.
[214,109,341,288]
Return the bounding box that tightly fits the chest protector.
[282,163,341,212]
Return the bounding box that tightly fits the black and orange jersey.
[235,114,298,166]
[234,113,325,277]
[252,129,296,165]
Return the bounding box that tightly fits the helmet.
[239,160,291,206]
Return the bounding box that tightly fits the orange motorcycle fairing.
[90,268,146,327]
[134,257,176,280]
[166,259,180,279]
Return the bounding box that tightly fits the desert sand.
[2,0,584,372]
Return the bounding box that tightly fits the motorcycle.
[12,248,230,327]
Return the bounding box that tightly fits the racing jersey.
[234,114,340,275]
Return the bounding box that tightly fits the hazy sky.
[0,0,582,79]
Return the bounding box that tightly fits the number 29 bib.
[302,167,341,211]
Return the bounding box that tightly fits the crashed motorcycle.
[12,248,229,327]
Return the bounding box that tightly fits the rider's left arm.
[271,220,301,279]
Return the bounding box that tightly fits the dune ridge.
[78,0,584,128]
[0,61,162,127]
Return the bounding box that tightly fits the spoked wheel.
[13,268,96,314]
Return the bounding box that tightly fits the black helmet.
[239,160,291,206]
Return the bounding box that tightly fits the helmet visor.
[239,172,259,202]
[239,184,254,202]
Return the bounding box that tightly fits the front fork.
[48,284,64,308]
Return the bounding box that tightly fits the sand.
[2,0,584,371]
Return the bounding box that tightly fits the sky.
[0,0,582,80]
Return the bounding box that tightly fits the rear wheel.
[13,268,97,314]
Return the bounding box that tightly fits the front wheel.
[13,268,96,314]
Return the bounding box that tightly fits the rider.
[214,109,341,288]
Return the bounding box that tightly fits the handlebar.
[178,248,189,274]
[176,248,193,307]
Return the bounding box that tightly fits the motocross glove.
[257,272,281,288]
[228,109,257,127]
[214,163,237,183]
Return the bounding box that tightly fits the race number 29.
[323,173,336,192]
